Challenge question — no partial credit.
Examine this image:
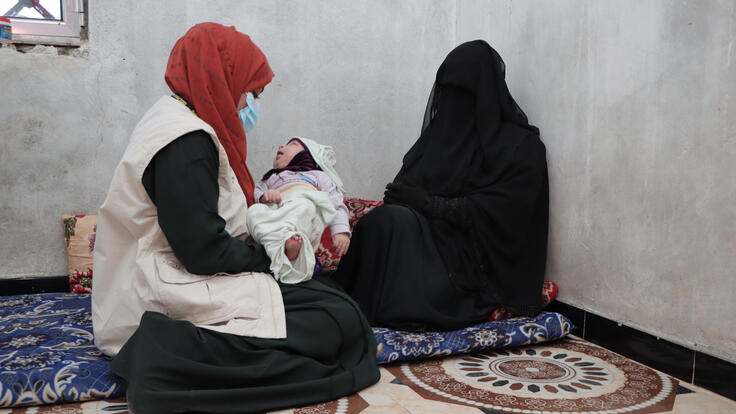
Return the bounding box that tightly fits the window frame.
[2,0,84,46]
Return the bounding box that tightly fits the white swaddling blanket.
[247,183,336,284]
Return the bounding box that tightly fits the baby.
[247,137,350,284]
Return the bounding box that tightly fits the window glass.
[1,0,62,22]
[0,0,82,45]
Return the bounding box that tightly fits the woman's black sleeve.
[141,130,270,275]
[423,195,471,230]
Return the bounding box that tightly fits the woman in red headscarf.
[92,23,378,413]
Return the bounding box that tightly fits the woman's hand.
[260,189,282,204]
[383,182,429,212]
[332,233,350,257]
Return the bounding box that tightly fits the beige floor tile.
[360,385,406,408]
[367,372,482,413]
[383,382,426,403]
[360,406,410,414]
[671,387,736,414]
[398,399,482,414]
[377,367,397,383]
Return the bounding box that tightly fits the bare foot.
[285,235,302,261]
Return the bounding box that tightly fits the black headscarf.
[393,40,549,316]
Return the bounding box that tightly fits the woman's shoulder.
[175,129,216,148]
[176,128,213,141]
[161,129,218,162]
[498,124,545,151]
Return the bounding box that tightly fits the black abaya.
[335,40,549,329]
[336,204,499,331]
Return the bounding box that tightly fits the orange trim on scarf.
[165,22,274,205]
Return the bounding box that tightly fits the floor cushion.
[375,311,572,364]
[61,215,96,294]
[0,293,123,407]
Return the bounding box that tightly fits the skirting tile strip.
[547,300,736,401]
[0,275,69,296]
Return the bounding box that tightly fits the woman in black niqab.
[333,40,549,331]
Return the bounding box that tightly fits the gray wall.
[0,0,455,277]
[456,0,736,363]
[1,1,734,363]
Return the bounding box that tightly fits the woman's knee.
[357,204,413,229]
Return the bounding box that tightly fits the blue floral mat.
[0,293,123,408]
[0,293,571,408]
[374,312,572,364]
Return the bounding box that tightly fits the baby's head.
[273,138,307,169]
[270,136,344,191]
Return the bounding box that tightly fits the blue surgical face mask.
[238,92,259,132]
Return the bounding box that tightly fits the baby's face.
[273,139,305,168]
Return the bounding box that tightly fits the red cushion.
[316,197,383,271]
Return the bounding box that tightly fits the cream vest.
[92,96,286,356]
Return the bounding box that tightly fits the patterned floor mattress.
[0,293,571,409]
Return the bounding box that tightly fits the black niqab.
[393,40,549,316]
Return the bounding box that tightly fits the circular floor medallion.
[494,357,574,382]
[294,393,369,414]
[388,339,677,413]
[447,343,625,399]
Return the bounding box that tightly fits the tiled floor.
[3,336,734,414]
[547,301,736,401]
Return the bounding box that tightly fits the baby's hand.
[332,233,350,257]
[260,189,282,204]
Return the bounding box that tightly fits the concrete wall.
[0,0,455,277]
[456,0,736,363]
[1,1,734,363]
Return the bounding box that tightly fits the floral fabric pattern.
[61,215,97,294]
[316,197,383,271]
[69,269,93,294]
[382,331,446,358]
[0,293,124,408]
[62,217,77,248]
[374,312,573,364]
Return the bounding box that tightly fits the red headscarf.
[165,23,274,205]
